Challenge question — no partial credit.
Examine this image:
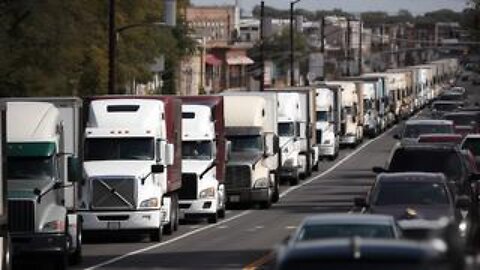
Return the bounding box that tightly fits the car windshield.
[298,224,395,241]
[7,156,54,180]
[403,124,453,138]
[444,115,477,126]
[373,181,449,206]
[462,138,480,156]
[316,111,328,122]
[278,122,295,137]
[439,94,463,101]
[389,150,463,180]
[433,103,458,112]
[227,135,263,153]
[85,137,154,161]
[182,141,213,160]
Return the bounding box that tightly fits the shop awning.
[226,55,254,65]
[206,54,222,66]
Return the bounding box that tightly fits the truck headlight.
[42,220,66,233]
[140,198,159,208]
[199,187,215,199]
[254,178,269,189]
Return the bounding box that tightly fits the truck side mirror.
[158,141,175,166]
[151,164,164,174]
[67,156,80,182]
[264,133,276,156]
[354,197,368,208]
[225,141,232,161]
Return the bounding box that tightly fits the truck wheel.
[164,195,178,235]
[3,236,10,270]
[218,207,226,219]
[69,218,82,265]
[150,221,163,242]
[54,252,68,270]
[207,213,218,224]
[289,173,300,186]
[272,180,280,203]
[260,198,272,209]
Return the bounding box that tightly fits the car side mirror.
[354,197,368,208]
[372,166,387,174]
[151,164,164,174]
[455,195,471,210]
[393,134,401,140]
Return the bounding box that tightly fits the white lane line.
[84,124,398,270]
[84,210,252,270]
[279,125,395,199]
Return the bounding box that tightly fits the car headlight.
[42,220,66,233]
[199,187,215,199]
[254,178,269,189]
[459,221,468,236]
[140,198,159,208]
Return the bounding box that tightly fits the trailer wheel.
[218,208,226,219]
[272,180,280,203]
[207,213,218,224]
[164,195,178,235]
[289,169,300,186]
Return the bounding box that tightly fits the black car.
[373,144,476,197]
[275,238,453,270]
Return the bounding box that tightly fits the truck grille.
[179,173,197,200]
[9,200,35,233]
[91,177,136,210]
[316,130,322,144]
[225,165,251,190]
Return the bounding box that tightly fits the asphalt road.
[57,79,479,270]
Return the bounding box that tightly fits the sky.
[191,0,469,15]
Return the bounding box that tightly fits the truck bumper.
[226,188,269,204]
[80,209,162,231]
[11,233,66,256]
[340,135,356,145]
[179,198,218,217]
[319,145,336,157]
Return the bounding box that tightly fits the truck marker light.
[146,130,151,134]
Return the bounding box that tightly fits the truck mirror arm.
[199,161,217,180]
[34,182,74,204]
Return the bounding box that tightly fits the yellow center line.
[243,251,274,270]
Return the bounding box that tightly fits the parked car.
[395,119,454,144]
[287,214,401,243]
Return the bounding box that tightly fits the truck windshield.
[182,141,213,160]
[316,111,328,122]
[85,137,154,161]
[278,123,295,137]
[7,156,54,180]
[228,136,263,153]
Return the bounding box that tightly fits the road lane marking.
[84,123,398,270]
[285,226,297,230]
[243,252,274,270]
[84,210,252,270]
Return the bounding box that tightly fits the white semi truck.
[326,81,364,147]
[179,96,227,223]
[314,84,342,160]
[222,94,280,208]
[81,96,182,240]
[6,99,83,269]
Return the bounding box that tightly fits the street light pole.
[290,0,300,86]
[108,0,116,95]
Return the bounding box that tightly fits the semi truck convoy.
[179,96,227,223]
[6,99,83,269]
[314,84,342,160]
[81,96,182,240]
[326,81,364,147]
[222,93,280,208]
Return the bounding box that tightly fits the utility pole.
[260,1,265,91]
[320,16,325,80]
[358,19,362,75]
[290,1,295,86]
[108,0,116,95]
[346,18,351,77]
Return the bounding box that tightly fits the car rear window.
[373,181,449,206]
[298,224,395,241]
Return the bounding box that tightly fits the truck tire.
[218,207,226,219]
[150,219,163,242]
[207,213,218,224]
[69,217,82,265]
[259,198,272,209]
[164,195,178,235]
[289,171,300,186]
[272,180,280,203]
